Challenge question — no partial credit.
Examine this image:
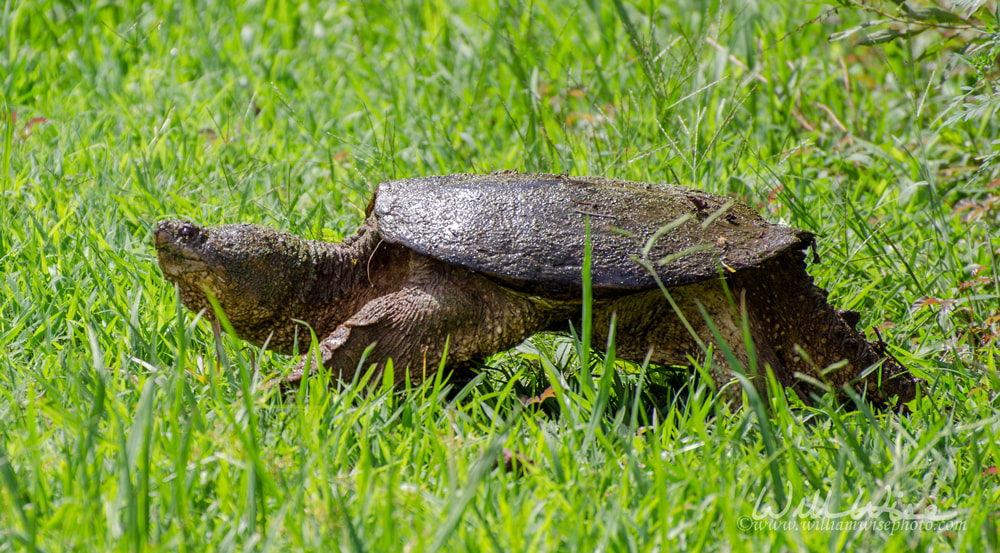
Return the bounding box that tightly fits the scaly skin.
[154,218,916,408]
[593,251,916,406]
[154,219,573,386]
[155,219,403,355]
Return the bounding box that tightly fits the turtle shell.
[373,173,812,296]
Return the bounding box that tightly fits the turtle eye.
[178,222,199,240]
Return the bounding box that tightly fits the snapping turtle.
[154,173,916,407]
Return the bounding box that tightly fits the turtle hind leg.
[593,252,916,409]
[729,250,917,408]
[592,283,781,406]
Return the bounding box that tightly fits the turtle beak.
[153,225,171,250]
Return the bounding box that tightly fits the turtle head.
[154,220,318,349]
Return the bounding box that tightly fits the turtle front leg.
[279,255,555,391]
[280,288,445,389]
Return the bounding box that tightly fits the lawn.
[1,0,999,551]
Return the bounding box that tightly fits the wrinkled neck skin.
[266,219,411,355]
[260,220,379,354]
[180,218,407,355]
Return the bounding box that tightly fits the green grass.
[2,0,999,551]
